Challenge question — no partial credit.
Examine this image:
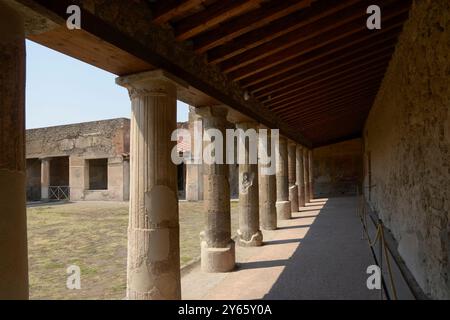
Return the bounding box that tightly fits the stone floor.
[181,197,379,300]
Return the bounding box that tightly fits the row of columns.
[0,2,314,299]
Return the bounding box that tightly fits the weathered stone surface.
[236,122,262,247]
[117,71,181,300]
[0,1,29,300]
[276,136,291,220]
[296,145,306,208]
[364,0,450,299]
[313,139,363,197]
[197,106,235,272]
[259,126,277,230]
[303,148,310,203]
[288,141,299,212]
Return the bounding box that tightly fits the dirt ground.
[27,201,239,300]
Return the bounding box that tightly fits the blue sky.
[25,40,189,129]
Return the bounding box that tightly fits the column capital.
[116,69,183,99]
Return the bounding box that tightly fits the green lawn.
[27,201,239,300]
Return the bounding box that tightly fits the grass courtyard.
[27,201,239,300]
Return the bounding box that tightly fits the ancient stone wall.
[313,139,363,197]
[363,0,450,299]
[26,118,130,159]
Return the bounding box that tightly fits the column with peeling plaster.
[236,122,262,246]
[303,148,310,203]
[309,149,314,200]
[198,106,235,272]
[116,71,180,300]
[186,106,204,201]
[296,145,306,208]
[276,136,291,220]
[0,2,29,300]
[288,140,299,213]
[41,158,51,201]
[258,125,277,230]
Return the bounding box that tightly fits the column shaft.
[236,122,262,246]
[41,158,51,201]
[276,136,291,219]
[198,106,235,272]
[0,2,29,299]
[296,145,306,208]
[309,150,314,200]
[259,126,277,230]
[303,148,310,203]
[186,107,203,201]
[288,141,299,213]
[117,71,180,300]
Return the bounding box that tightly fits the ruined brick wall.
[363,0,450,299]
[313,139,363,198]
[26,118,130,158]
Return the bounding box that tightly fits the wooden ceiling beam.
[227,11,409,80]
[259,52,392,103]
[240,29,402,89]
[251,42,396,97]
[174,0,263,41]
[278,87,380,119]
[206,0,361,64]
[273,73,382,111]
[152,0,205,25]
[220,0,401,73]
[193,0,314,53]
[265,61,388,108]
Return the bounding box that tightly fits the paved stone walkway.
[181,197,379,300]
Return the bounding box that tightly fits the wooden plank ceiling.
[148,0,412,146]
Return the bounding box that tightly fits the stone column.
[296,145,306,208]
[309,149,314,200]
[41,158,51,201]
[0,2,29,299]
[116,71,181,300]
[288,140,299,213]
[258,125,277,230]
[236,122,262,247]
[276,136,291,219]
[186,107,204,201]
[198,106,235,272]
[303,148,310,203]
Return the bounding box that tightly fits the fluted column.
[185,107,204,201]
[276,136,291,219]
[288,140,299,213]
[41,158,51,201]
[236,122,262,247]
[258,126,277,230]
[309,149,314,200]
[116,70,180,300]
[0,2,29,300]
[303,148,310,203]
[296,145,306,208]
[198,106,235,272]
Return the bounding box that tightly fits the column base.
[201,240,235,273]
[289,185,299,213]
[237,229,263,247]
[298,185,306,208]
[276,200,291,220]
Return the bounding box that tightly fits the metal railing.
[48,186,70,201]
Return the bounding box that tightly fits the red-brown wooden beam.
[250,39,397,96]
[259,52,392,103]
[174,0,263,41]
[227,11,409,81]
[194,0,314,53]
[220,0,400,73]
[152,0,205,25]
[240,29,402,89]
[206,0,361,64]
[265,61,388,108]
